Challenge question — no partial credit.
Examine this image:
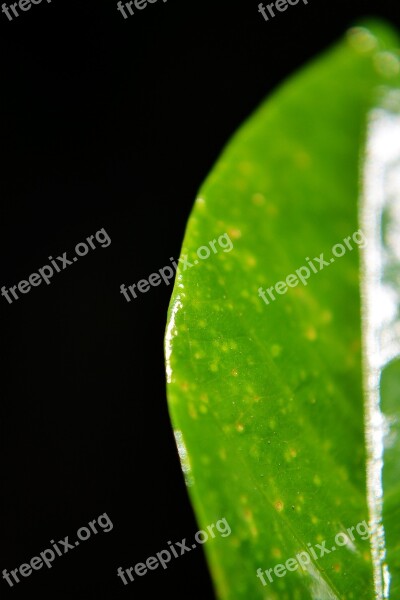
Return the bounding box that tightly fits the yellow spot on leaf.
[305,326,317,341]
[228,228,242,239]
[294,150,312,168]
[321,310,333,324]
[188,403,198,419]
[266,203,278,217]
[272,548,282,559]
[252,192,265,206]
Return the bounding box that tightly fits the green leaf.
[165,22,400,600]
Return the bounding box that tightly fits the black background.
[0,0,399,598]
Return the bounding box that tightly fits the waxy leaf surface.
[165,22,400,600]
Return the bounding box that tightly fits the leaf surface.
[165,22,400,600]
